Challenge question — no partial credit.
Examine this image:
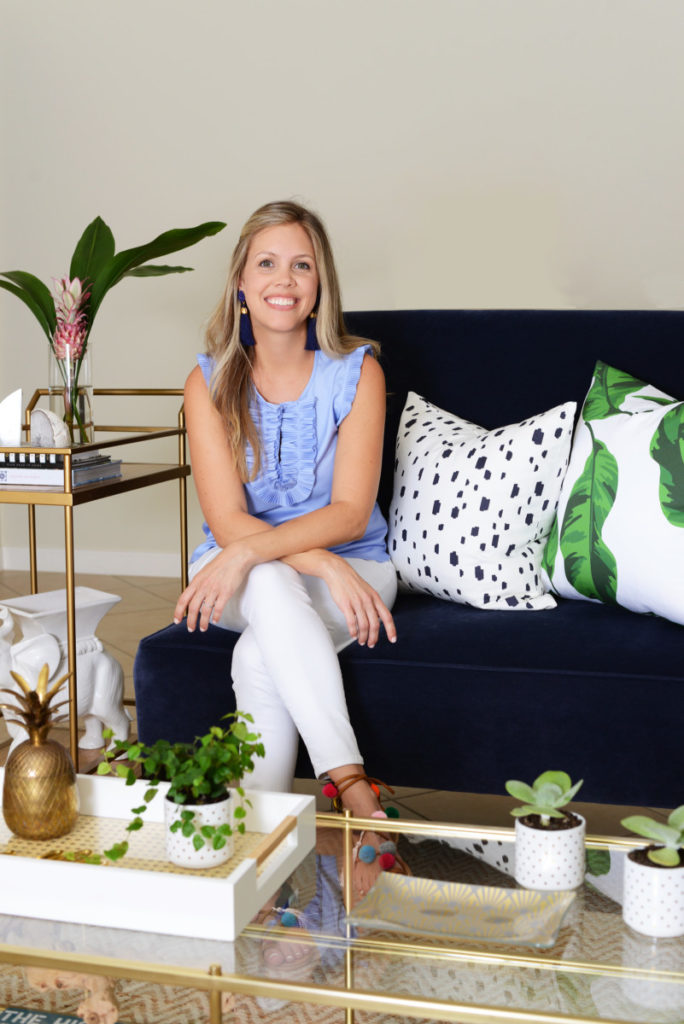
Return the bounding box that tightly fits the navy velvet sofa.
[134,310,684,810]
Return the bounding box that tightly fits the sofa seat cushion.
[134,595,682,807]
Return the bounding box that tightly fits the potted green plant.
[505,770,585,890]
[97,712,264,869]
[620,805,684,937]
[0,215,225,442]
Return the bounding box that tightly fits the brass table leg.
[178,408,189,591]
[64,505,79,772]
[28,506,38,594]
[179,474,188,591]
[343,809,355,1024]
[208,963,223,1024]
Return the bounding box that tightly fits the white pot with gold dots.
[164,793,234,869]
[622,852,684,938]
[514,814,586,891]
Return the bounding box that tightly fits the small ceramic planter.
[514,814,586,890]
[622,851,684,937]
[164,794,234,869]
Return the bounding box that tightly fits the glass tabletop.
[0,814,681,1024]
[236,817,684,1023]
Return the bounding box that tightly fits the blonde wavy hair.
[205,200,378,481]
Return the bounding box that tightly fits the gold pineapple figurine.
[0,664,79,839]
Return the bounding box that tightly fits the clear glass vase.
[48,344,94,445]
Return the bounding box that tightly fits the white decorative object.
[622,852,684,937]
[389,392,576,610]
[30,407,70,448]
[164,793,234,869]
[0,587,130,750]
[0,388,23,446]
[514,815,586,890]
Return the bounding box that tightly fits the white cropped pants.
[188,551,398,791]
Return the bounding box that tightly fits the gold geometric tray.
[348,874,576,947]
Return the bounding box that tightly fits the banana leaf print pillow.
[542,360,684,623]
[389,392,576,610]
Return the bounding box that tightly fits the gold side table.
[0,388,190,771]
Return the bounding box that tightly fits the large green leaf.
[540,513,559,583]
[560,431,618,602]
[124,264,194,277]
[87,221,226,329]
[649,403,684,528]
[582,361,646,421]
[0,279,53,340]
[0,271,56,338]
[69,216,116,283]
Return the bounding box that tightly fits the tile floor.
[0,568,670,836]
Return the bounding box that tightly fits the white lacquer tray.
[0,770,315,942]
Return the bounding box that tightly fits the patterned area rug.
[0,836,643,1024]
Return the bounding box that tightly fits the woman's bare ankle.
[326,767,382,819]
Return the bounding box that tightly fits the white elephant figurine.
[0,606,130,752]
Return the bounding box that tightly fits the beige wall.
[2,0,684,574]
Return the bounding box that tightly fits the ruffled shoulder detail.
[246,398,318,510]
[332,345,372,425]
[197,352,214,387]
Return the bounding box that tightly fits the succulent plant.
[505,770,584,827]
[621,805,684,867]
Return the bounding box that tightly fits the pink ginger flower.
[52,276,90,361]
[53,319,86,359]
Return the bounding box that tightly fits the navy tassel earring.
[238,289,255,347]
[305,310,319,351]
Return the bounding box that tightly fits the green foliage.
[97,712,264,860]
[0,215,226,343]
[540,511,559,584]
[582,362,645,421]
[560,425,618,603]
[649,405,684,528]
[621,805,684,867]
[0,271,56,339]
[585,848,611,876]
[505,770,584,827]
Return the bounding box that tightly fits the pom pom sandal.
[321,772,411,898]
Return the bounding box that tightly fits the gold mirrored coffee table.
[0,812,681,1024]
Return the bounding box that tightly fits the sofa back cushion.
[345,310,684,516]
[388,391,575,610]
[543,360,684,626]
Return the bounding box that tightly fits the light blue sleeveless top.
[190,346,390,564]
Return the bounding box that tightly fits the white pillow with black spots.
[388,392,577,610]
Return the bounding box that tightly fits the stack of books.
[0,448,122,487]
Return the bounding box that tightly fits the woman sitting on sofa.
[173,199,407,896]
